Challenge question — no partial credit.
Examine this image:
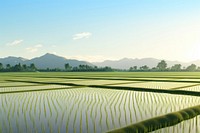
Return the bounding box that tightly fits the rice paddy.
[1,72,200,133]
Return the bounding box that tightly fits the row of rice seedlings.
[3,71,200,79]
[0,82,39,87]
[11,73,200,85]
[55,79,134,86]
[0,80,11,83]
[104,81,145,86]
[0,89,173,132]
[68,88,200,132]
[111,82,195,90]
[176,79,200,82]
[65,90,81,132]
[8,76,200,94]
[0,85,71,93]
[17,77,86,83]
[28,72,186,80]
[45,75,200,84]
[1,87,200,132]
[47,89,115,132]
[82,88,103,132]
[180,85,200,92]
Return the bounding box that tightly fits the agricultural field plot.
[11,78,87,83]
[1,72,200,133]
[175,78,200,82]
[59,79,139,85]
[179,85,200,92]
[1,88,200,133]
[0,82,40,87]
[152,115,200,133]
[123,77,179,81]
[0,85,72,93]
[110,81,195,90]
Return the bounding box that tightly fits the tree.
[0,63,3,70]
[79,65,83,70]
[6,64,11,70]
[140,65,149,71]
[22,64,27,70]
[30,63,36,71]
[13,63,22,71]
[133,66,137,70]
[157,60,167,71]
[171,64,181,71]
[103,66,112,71]
[186,64,196,71]
[94,66,98,69]
[65,63,72,71]
[197,67,200,71]
[129,66,137,71]
[129,67,134,71]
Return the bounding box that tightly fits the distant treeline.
[0,60,200,72]
[129,60,200,72]
[0,63,37,72]
[0,63,115,72]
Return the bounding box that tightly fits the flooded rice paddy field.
[1,72,200,133]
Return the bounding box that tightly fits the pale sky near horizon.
[1,0,200,62]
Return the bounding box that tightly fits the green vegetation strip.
[102,81,145,86]
[6,74,200,83]
[0,84,47,88]
[90,85,200,97]
[107,105,200,133]
[6,80,85,87]
[6,80,200,97]
[8,73,200,79]
[24,76,200,84]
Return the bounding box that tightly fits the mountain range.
[93,58,200,69]
[0,53,200,69]
[0,53,93,69]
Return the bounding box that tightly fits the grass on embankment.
[107,105,200,133]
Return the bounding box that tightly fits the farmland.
[1,72,200,133]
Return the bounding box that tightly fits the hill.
[0,53,93,69]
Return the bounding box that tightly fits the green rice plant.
[65,95,79,132]
[118,91,126,127]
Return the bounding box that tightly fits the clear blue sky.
[1,0,200,62]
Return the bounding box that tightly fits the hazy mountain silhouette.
[25,53,93,69]
[0,53,93,69]
[93,58,192,69]
[0,53,200,69]
[190,60,200,66]
[0,56,28,66]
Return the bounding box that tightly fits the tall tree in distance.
[22,64,27,70]
[133,66,137,70]
[140,65,149,71]
[6,64,11,70]
[0,63,3,70]
[186,64,196,71]
[157,60,167,71]
[65,63,72,71]
[171,64,182,71]
[13,63,22,71]
[197,67,200,71]
[30,63,37,71]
